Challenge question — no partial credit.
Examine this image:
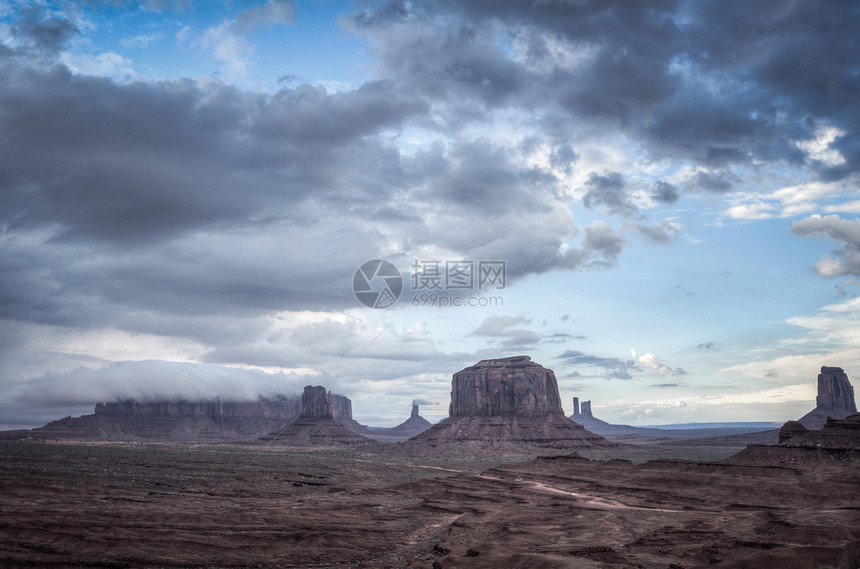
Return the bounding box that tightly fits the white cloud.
[176,25,191,43]
[725,179,860,220]
[630,348,683,376]
[59,51,134,78]
[120,32,164,48]
[796,125,846,166]
[197,21,254,80]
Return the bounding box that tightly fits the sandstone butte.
[403,355,612,456]
[258,385,377,446]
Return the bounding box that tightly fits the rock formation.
[778,420,808,444]
[817,366,857,411]
[14,396,302,442]
[369,402,433,440]
[778,414,860,449]
[571,397,594,420]
[300,386,333,418]
[568,396,631,436]
[449,356,564,417]
[730,413,860,465]
[798,366,858,429]
[10,389,376,443]
[259,385,376,446]
[404,356,611,456]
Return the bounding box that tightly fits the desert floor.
[1,440,858,569]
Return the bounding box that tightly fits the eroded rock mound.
[259,386,376,446]
[730,414,860,466]
[798,366,858,429]
[779,413,860,450]
[403,356,611,456]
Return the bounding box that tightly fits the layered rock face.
[449,356,564,417]
[94,397,299,421]
[816,367,857,413]
[799,366,858,429]
[300,386,333,418]
[259,386,376,446]
[405,356,611,456]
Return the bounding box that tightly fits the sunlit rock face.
[448,356,565,418]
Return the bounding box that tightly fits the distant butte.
[798,366,858,429]
[259,386,376,446]
[403,356,612,456]
[2,390,376,443]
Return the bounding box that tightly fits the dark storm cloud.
[9,7,79,56]
[0,69,423,247]
[0,5,631,371]
[349,0,860,183]
[0,15,431,330]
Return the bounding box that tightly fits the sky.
[1,0,859,430]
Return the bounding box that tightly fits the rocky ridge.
[6,390,371,443]
[730,413,860,466]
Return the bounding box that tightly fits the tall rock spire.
[799,366,858,429]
